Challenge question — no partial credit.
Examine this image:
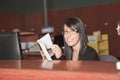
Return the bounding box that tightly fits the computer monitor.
[0,32,23,60]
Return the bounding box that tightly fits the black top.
[55,46,100,61]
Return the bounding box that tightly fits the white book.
[37,33,53,61]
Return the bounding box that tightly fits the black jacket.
[56,46,100,61]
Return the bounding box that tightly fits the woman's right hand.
[40,44,62,60]
[51,44,62,58]
[40,51,47,60]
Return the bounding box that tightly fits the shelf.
[20,32,35,36]
[88,34,109,55]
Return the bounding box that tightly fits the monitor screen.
[0,32,22,60]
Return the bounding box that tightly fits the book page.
[37,33,53,61]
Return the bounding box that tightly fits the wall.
[0,3,120,58]
[48,3,120,58]
[0,13,44,33]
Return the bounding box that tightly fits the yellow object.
[87,34,109,55]
[12,28,21,32]
[99,34,109,55]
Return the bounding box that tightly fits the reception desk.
[0,60,120,80]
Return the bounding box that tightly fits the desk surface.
[0,60,120,80]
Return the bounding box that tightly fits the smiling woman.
[40,17,100,61]
[59,17,100,61]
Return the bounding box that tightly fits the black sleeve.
[52,55,66,60]
[83,46,100,61]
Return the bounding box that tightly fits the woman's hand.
[40,44,62,59]
[52,44,62,58]
[40,51,47,60]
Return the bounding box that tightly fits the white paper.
[41,60,53,69]
[116,61,120,70]
[88,36,97,44]
[37,33,53,61]
[41,33,53,49]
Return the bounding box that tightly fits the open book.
[37,33,53,61]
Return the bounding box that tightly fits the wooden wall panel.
[0,13,44,33]
[48,10,66,34]
[48,3,120,58]
[24,13,44,34]
[0,3,120,58]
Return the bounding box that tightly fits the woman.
[41,17,100,61]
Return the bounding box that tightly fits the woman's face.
[63,24,80,47]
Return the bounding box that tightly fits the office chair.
[0,32,23,60]
[99,55,119,62]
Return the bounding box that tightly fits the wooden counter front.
[0,60,120,80]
